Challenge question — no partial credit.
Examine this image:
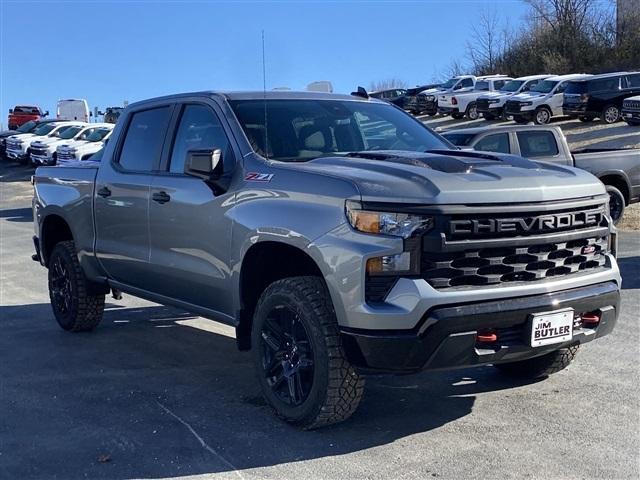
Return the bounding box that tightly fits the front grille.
[476,99,490,111]
[504,100,521,113]
[30,146,48,156]
[421,236,606,289]
[623,100,640,111]
[57,150,76,161]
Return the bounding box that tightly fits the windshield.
[17,120,37,133]
[441,78,459,88]
[442,133,476,147]
[86,128,111,142]
[475,81,490,91]
[59,126,83,139]
[33,124,56,136]
[531,80,558,93]
[501,80,524,92]
[229,99,450,162]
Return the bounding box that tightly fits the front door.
[94,105,174,288]
[146,102,236,317]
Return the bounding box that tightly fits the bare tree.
[368,78,408,92]
[466,8,508,74]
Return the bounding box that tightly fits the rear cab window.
[117,107,172,172]
[516,131,559,158]
[475,133,510,154]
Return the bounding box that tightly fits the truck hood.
[6,133,36,142]
[31,137,66,148]
[290,150,604,204]
[419,87,444,96]
[478,91,512,100]
[509,92,548,102]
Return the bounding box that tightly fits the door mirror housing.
[44,110,50,116]
[184,148,223,180]
[8,109,13,114]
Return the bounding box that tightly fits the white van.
[57,99,90,122]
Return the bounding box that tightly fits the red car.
[8,105,48,130]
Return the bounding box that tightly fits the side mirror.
[185,148,223,180]
[454,84,462,90]
[44,110,49,116]
[8,109,13,113]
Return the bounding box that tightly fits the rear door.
[550,82,568,116]
[94,104,174,288]
[146,100,238,318]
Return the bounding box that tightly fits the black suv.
[369,88,408,108]
[563,72,640,123]
[402,84,441,115]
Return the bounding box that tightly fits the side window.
[625,74,640,88]
[494,80,506,90]
[517,131,559,158]
[169,104,230,174]
[555,82,567,94]
[460,78,474,88]
[474,133,510,154]
[118,107,171,171]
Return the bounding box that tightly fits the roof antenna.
[262,30,269,160]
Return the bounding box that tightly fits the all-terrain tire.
[251,276,364,429]
[494,345,579,379]
[48,241,105,332]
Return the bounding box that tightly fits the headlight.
[488,99,500,104]
[521,101,533,106]
[426,95,435,101]
[346,201,433,239]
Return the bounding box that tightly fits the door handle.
[152,191,171,204]
[97,186,111,198]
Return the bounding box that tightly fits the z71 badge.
[245,172,274,182]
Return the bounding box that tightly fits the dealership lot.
[0,158,638,479]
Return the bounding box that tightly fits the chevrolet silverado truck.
[477,75,552,120]
[32,91,621,429]
[441,125,640,224]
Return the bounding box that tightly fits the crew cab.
[563,72,640,124]
[56,124,114,165]
[442,124,640,223]
[5,121,83,164]
[369,88,408,108]
[477,75,552,120]
[417,75,478,116]
[0,119,59,160]
[438,75,512,120]
[622,95,640,125]
[32,91,621,429]
[8,105,48,130]
[504,74,592,124]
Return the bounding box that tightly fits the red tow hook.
[476,330,498,343]
[581,312,601,327]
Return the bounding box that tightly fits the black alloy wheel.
[50,254,73,315]
[260,305,315,407]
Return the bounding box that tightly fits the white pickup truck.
[5,121,84,164]
[56,123,114,165]
[438,75,512,120]
[476,75,553,120]
[29,123,107,166]
[504,74,592,124]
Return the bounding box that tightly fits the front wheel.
[494,346,579,379]
[602,105,620,124]
[533,107,552,125]
[48,241,105,331]
[251,276,364,429]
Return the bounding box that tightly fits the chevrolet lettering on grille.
[449,208,604,235]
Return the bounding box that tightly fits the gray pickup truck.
[442,125,640,223]
[32,91,621,429]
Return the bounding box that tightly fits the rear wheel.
[466,102,479,120]
[601,105,620,124]
[48,241,105,332]
[606,185,626,224]
[533,107,552,125]
[494,346,579,379]
[251,276,364,429]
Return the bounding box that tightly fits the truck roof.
[442,124,562,136]
[514,74,554,81]
[126,90,389,109]
[566,71,638,83]
[545,73,592,82]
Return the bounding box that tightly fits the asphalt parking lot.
[0,161,639,480]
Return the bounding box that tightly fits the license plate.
[530,309,573,347]
[624,113,631,118]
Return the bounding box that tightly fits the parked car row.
[0,119,112,166]
[372,71,640,126]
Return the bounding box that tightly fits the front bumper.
[5,148,27,161]
[341,281,620,373]
[477,105,503,115]
[30,152,54,165]
[622,110,640,121]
